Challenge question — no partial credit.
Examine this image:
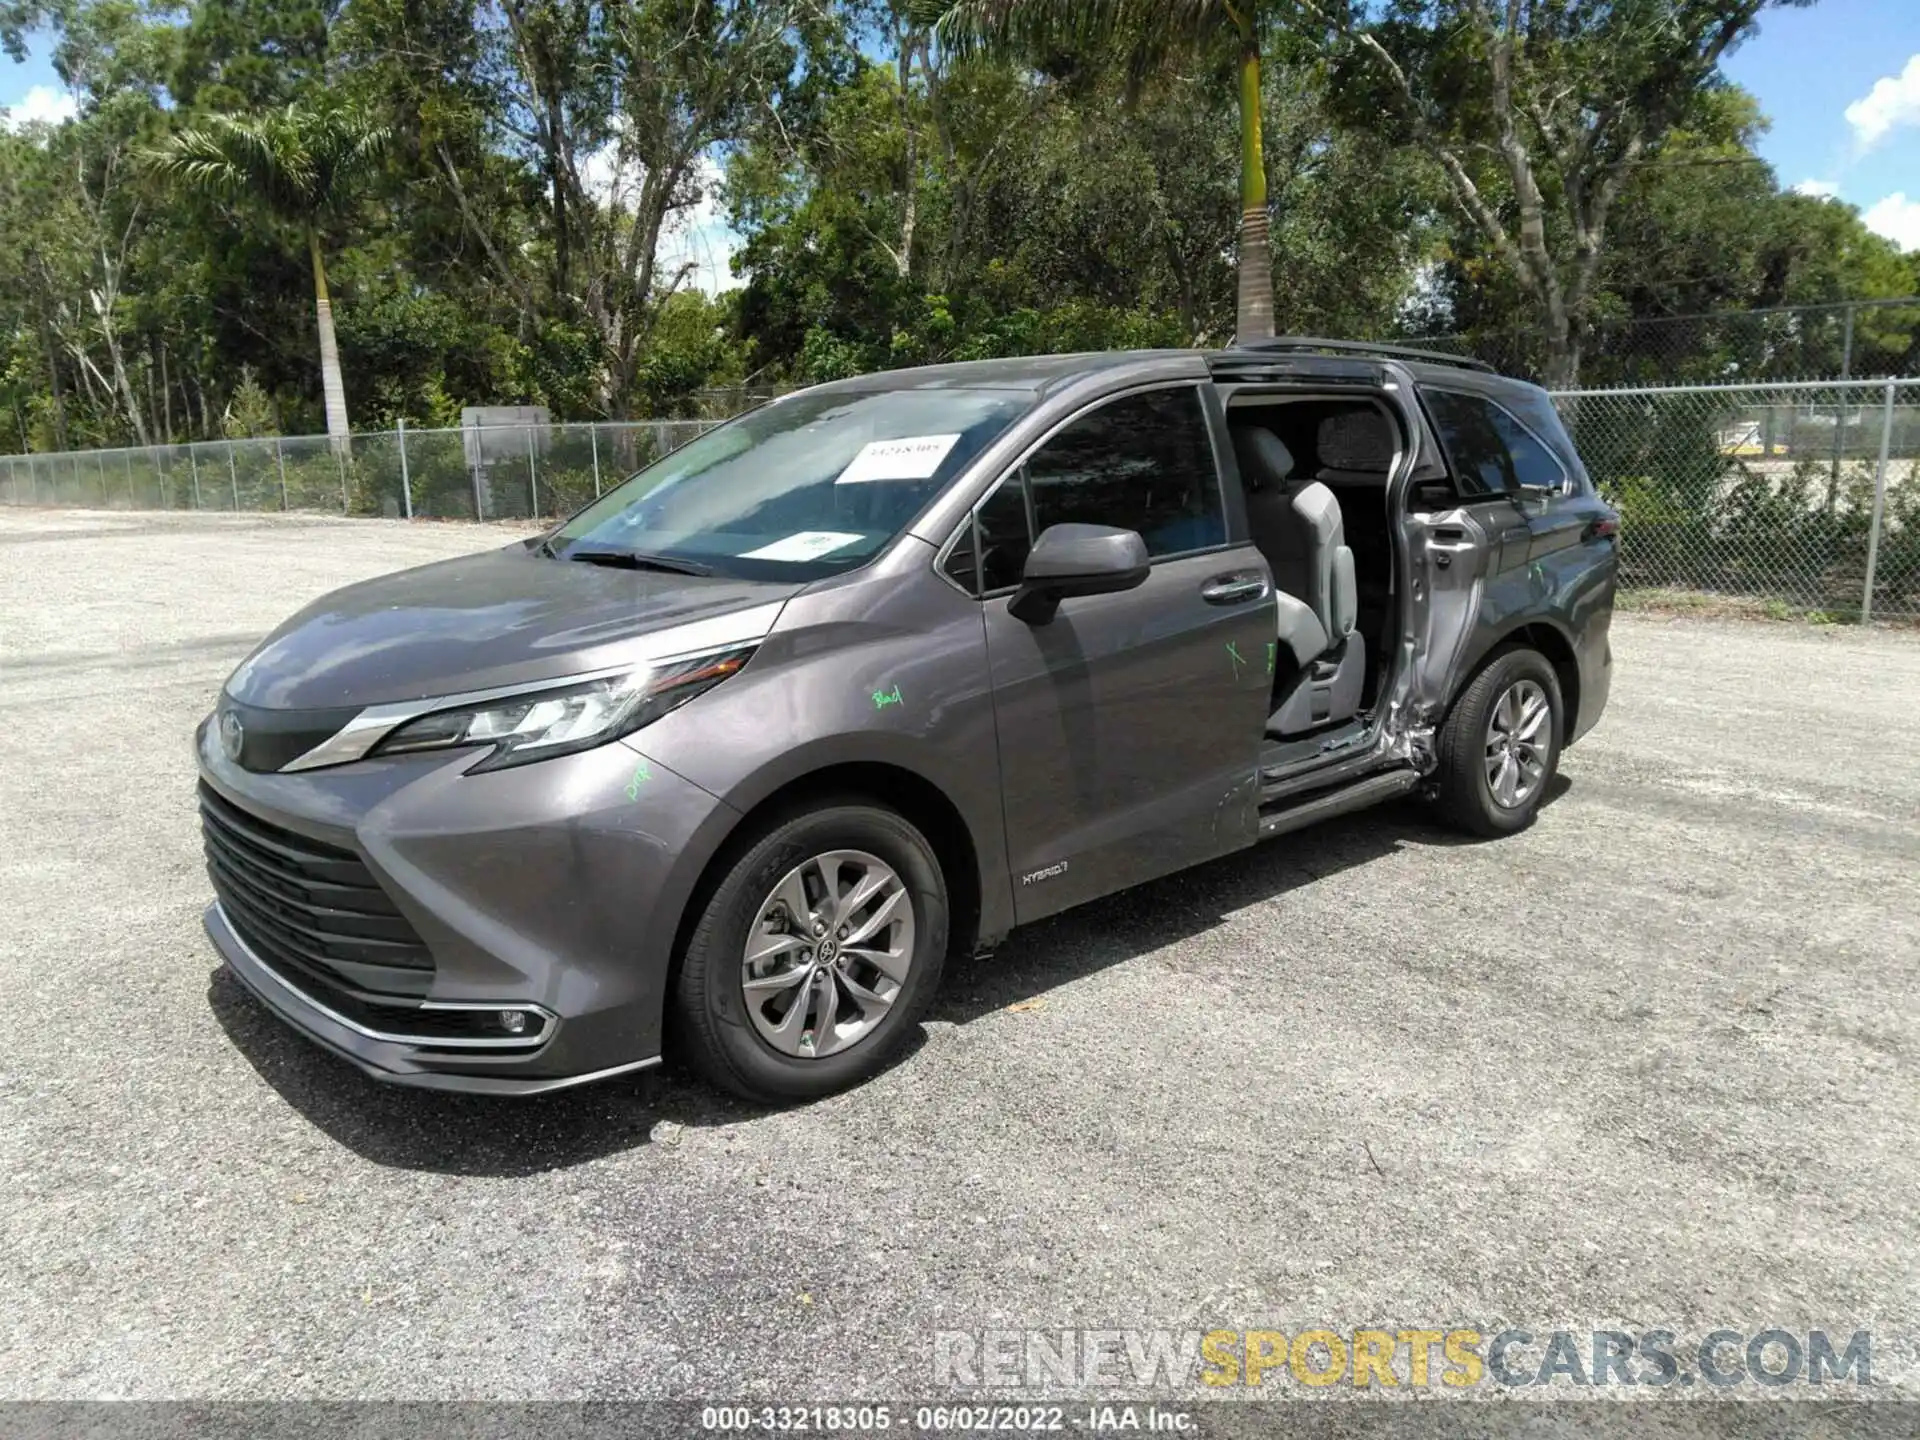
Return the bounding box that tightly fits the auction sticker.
[740,531,865,562]
[836,434,961,484]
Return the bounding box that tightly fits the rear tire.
[1430,646,1563,838]
[671,800,948,1103]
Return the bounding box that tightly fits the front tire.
[1430,646,1563,837]
[671,800,948,1103]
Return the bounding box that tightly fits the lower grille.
[199,782,433,997]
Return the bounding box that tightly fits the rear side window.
[1490,408,1567,491]
[1423,389,1568,497]
[943,386,1226,594]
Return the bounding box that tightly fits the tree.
[343,0,821,417]
[937,0,1282,343]
[1311,0,1814,386]
[146,100,388,442]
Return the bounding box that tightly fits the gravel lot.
[2,508,1917,1410]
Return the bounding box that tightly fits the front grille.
[200,783,433,997]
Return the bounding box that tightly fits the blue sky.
[1721,0,1920,250]
[4,1,1919,263]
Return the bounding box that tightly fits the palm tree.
[147,103,389,444]
[938,0,1275,343]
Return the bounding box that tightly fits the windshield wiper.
[564,547,713,577]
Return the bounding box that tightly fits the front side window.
[945,386,1226,595]
[551,386,1034,579]
[1024,387,1226,557]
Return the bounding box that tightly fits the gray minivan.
[197,341,1618,1102]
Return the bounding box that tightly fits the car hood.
[225,541,800,710]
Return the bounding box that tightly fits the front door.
[964,384,1275,923]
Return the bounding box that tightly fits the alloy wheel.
[1484,678,1551,809]
[740,849,915,1059]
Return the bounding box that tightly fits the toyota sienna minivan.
[198,340,1617,1102]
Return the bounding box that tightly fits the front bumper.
[196,716,741,1095]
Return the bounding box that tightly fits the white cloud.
[3,84,78,132]
[1861,192,1920,253]
[1844,54,1920,149]
[574,139,739,294]
[659,153,741,296]
[1793,178,1841,200]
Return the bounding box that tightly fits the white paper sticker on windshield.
[835,433,961,484]
[739,531,865,562]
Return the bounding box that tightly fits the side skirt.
[1256,768,1420,839]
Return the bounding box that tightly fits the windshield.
[549,386,1035,580]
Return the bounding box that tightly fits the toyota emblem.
[218,710,245,763]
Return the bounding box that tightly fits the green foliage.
[146,99,389,224]
[0,0,1910,456]
[220,368,278,437]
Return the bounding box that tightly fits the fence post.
[227,441,240,511]
[276,436,288,511]
[189,445,202,510]
[526,424,539,516]
[73,453,83,507]
[1827,314,1857,508]
[397,418,413,520]
[591,422,602,497]
[97,452,108,508]
[124,450,134,507]
[338,441,350,515]
[1860,378,1898,625]
[471,436,486,521]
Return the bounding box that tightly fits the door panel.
[986,545,1274,923]
[1404,502,1502,716]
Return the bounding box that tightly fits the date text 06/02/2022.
[699,1404,1196,1432]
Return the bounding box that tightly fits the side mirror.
[1008,523,1150,625]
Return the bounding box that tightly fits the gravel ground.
[2,508,1916,1409]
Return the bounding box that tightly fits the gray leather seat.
[1231,426,1358,666]
[1230,424,1366,735]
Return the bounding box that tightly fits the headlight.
[372,646,754,772]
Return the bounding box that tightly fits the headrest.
[1230,426,1295,491]
[1317,409,1395,473]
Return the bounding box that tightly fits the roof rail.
[1227,336,1497,374]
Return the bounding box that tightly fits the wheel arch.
[663,759,990,1018]
[1453,620,1581,739]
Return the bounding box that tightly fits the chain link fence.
[1414,298,1920,388]
[0,420,725,522]
[4,377,1919,621]
[1557,378,1920,621]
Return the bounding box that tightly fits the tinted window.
[941,479,1031,595]
[1422,389,1516,497]
[1024,387,1225,556]
[1489,407,1566,491]
[975,481,1033,593]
